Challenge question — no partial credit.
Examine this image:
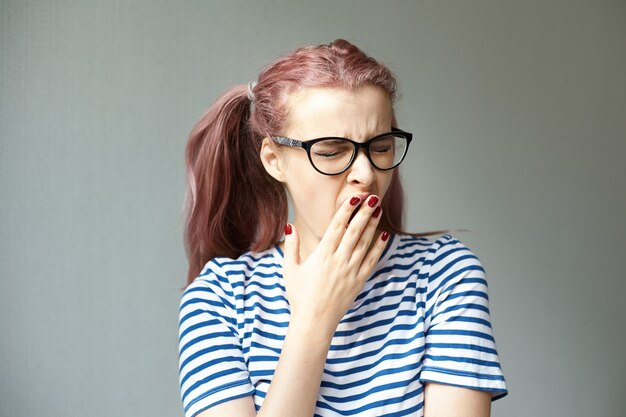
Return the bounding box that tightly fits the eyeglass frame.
[270,127,413,176]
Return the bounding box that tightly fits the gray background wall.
[1,1,624,416]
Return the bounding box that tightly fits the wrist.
[288,313,337,345]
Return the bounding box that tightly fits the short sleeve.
[178,261,254,417]
[420,236,508,400]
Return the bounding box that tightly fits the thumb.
[283,223,301,267]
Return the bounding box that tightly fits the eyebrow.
[338,128,390,139]
[308,129,394,141]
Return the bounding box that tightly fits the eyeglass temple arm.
[271,136,305,147]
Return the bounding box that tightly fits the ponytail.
[183,85,287,284]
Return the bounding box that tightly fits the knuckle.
[331,217,345,231]
[363,251,373,265]
[356,237,370,252]
[345,226,362,240]
[356,268,370,284]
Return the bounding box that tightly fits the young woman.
[178,39,507,417]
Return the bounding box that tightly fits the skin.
[270,85,396,261]
[196,85,492,417]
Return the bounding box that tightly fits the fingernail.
[372,206,381,218]
[284,224,292,235]
[381,231,389,241]
[350,196,360,206]
[368,196,379,207]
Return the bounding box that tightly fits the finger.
[319,195,364,253]
[355,230,390,284]
[336,195,381,258]
[283,223,301,268]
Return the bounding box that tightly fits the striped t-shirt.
[178,233,508,416]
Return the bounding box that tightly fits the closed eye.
[314,151,341,157]
[371,146,392,153]
[312,140,352,158]
[371,137,395,153]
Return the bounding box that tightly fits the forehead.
[283,85,393,140]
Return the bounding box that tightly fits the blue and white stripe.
[178,234,507,417]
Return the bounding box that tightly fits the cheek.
[283,156,336,212]
[287,177,341,232]
[378,171,395,199]
[295,179,338,215]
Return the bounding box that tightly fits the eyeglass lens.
[310,134,408,174]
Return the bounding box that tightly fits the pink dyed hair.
[183,39,450,284]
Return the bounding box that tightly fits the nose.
[346,149,376,187]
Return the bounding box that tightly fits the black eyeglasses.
[271,127,413,176]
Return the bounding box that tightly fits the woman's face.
[265,85,395,252]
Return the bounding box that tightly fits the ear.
[260,137,287,182]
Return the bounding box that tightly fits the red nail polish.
[284,224,292,235]
[372,206,381,218]
[350,196,360,206]
[368,196,379,207]
[381,231,389,241]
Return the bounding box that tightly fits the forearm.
[257,315,335,417]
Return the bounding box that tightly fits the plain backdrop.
[1,1,625,416]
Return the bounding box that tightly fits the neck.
[277,219,320,262]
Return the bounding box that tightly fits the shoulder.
[416,234,491,309]
[387,233,484,282]
[422,234,484,280]
[185,245,282,294]
[387,233,472,262]
[180,246,282,321]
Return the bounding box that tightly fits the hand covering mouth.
[348,201,364,223]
